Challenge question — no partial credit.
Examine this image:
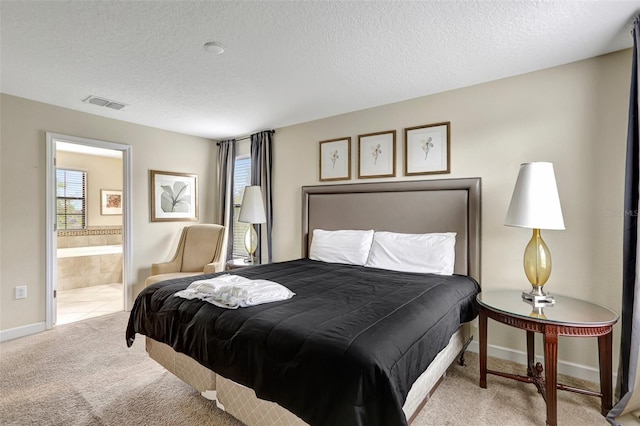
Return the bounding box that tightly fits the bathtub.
[57,245,123,291]
[57,245,122,258]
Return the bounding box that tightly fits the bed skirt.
[145,322,471,425]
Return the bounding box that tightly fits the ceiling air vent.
[82,95,127,111]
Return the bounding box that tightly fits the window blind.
[233,157,251,257]
[56,169,87,230]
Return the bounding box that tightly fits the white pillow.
[309,229,374,266]
[365,231,456,275]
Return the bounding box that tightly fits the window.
[232,157,251,258]
[56,169,86,230]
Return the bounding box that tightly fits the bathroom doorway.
[45,133,132,328]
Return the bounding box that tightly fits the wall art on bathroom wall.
[100,189,122,215]
[150,170,198,222]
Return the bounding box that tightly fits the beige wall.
[0,94,216,331]
[56,151,123,228]
[272,50,631,371]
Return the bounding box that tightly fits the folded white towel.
[174,275,252,300]
[206,280,295,309]
[174,274,295,309]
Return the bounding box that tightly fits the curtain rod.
[216,129,275,146]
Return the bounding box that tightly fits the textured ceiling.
[1,1,638,140]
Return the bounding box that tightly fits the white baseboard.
[0,322,46,342]
[467,340,616,385]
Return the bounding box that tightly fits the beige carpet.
[0,312,608,425]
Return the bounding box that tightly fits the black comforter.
[126,259,479,426]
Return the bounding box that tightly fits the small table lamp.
[505,162,565,302]
[238,186,266,264]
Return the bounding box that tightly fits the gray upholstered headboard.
[301,178,481,283]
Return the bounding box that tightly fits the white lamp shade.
[505,162,565,230]
[238,186,266,224]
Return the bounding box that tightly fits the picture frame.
[100,189,122,215]
[319,137,351,181]
[358,130,396,178]
[150,170,198,222]
[404,122,451,176]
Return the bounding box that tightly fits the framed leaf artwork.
[150,170,198,222]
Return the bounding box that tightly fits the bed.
[126,178,481,426]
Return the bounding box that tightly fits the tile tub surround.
[57,226,122,248]
[57,249,122,291]
[57,227,123,291]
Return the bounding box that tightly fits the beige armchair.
[145,224,226,287]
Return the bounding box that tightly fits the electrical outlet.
[15,286,27,300]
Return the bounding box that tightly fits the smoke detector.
[82,95,127,110]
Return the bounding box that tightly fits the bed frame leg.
[457,336,473,366]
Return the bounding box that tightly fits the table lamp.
[505,162,565,302]
[238,186,266,264]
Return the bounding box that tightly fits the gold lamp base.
[522,228,555,305]
[244,224,258,264]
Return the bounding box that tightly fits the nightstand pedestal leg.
[527,330,535,377]
[479,308,487,388]
[544,328,559,426]
[598,331,613,415]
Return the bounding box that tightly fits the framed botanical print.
[358,130,396,179]
[404,122,450,176]
[319,137,351,181]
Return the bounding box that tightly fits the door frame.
[45,132,133,328]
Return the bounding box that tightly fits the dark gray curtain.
[607,15,640,424]
[217,139,236,262]
[250,130,274,263]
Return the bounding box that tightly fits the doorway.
[45,133,132,328]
